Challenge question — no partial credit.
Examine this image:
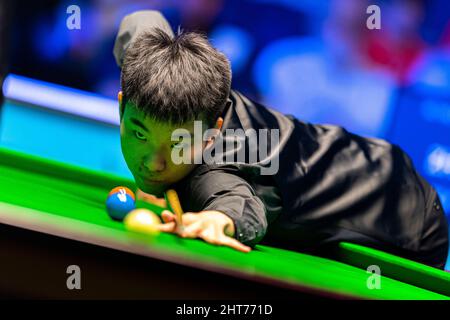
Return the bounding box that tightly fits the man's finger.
[182,213,201,225]
[161,210,175,223]
[198,225,219,244]
[198,225,251,253]
[178,220,203,238]
[156,221,176,233]
[136,189,167,207]
[219,236,252,253]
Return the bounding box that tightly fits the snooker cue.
[166,189,184,233]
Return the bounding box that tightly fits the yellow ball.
[124,209,161,235]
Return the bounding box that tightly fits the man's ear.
[205,117,224,148]
[118,91,124,118]
[215,117,223,130]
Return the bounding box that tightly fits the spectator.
[366,0,427,85]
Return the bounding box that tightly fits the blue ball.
[106,192,136,221]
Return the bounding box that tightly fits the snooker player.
[114,11,449,269]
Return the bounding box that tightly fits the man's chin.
[137,181,167,197]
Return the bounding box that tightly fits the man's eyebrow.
[130,118,149,132]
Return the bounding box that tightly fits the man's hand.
[136,188,167,207]
[157,210,252,253]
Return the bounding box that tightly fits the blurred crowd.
[5,0,450,136]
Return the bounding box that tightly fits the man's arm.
[179,165,269,247]
[154,166,268,251]
[158,209,252,252]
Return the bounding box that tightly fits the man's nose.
[143,153,166,172]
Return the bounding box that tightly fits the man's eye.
[134,131,146,141]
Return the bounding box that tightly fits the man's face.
[120,101,204,197]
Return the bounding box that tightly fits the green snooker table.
[0,147,449,299]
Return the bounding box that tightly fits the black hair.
[121,28,232,127]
